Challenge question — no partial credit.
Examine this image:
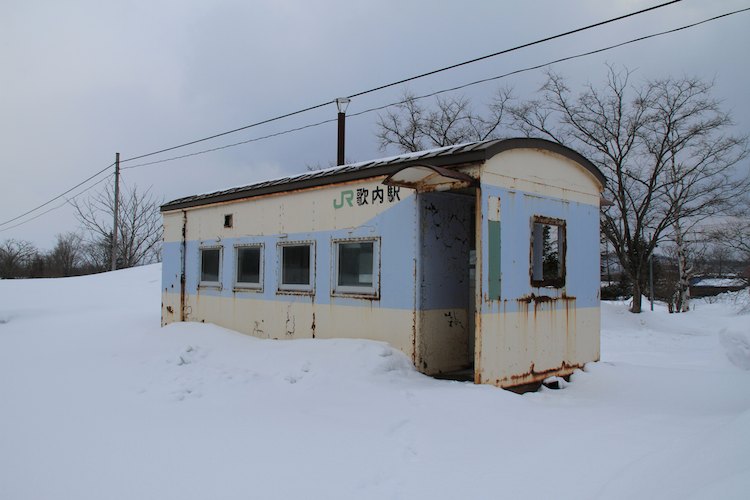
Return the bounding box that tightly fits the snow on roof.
[160,137,604,212]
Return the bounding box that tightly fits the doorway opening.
[416,187,477,381]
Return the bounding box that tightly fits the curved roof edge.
[481,138,606,187]
[161,137,605,212]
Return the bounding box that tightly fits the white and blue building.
[161,138,605,389]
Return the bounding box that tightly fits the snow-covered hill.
[1,265,748,499]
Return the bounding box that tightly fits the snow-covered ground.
[1,265,748,499]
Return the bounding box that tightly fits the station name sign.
[333,186,401,209]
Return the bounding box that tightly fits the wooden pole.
[337,112,345,166]
[111,153,120,271]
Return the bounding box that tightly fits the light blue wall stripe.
[479,183,600,314]
[162,196,419,310]
[163,183,601,315]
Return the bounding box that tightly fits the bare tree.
[709,198,750,264]
[79,236,113,273]
[511,67,748,313]
[704,244,735,277]
[714,221,750,260]
[0,239,37,278]
[376,87,514,153]
[73,180,162,271]
[47,232,84,277]
[649,78,749,311]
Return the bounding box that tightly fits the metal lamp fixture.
[336,97,350,114]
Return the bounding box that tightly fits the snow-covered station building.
[160,138,605,390]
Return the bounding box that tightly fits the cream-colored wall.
[417,308,470,375]
[163,291,416,359]
[476,147,603,388]
[476,306,600,387]
[164,178,408,244]
[163,211,184,243]
[482,148,602,204]
[314,303,415,357]
[162,288,181,326]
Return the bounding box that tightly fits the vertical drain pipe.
[180,210,187,322]
[412,192,422,367]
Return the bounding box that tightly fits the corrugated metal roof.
[161,138,604,212]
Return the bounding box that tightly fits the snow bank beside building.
[1,265,749,499]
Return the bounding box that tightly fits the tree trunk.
[675,250,691,313]
[631,278,643,313]
[673,219,691,313]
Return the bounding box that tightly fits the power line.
[0,173,113,233]
[118,6,750,173]
[345,0,684,100]
[0,0,718,230]
[119,0,683,165]
[120,102,333,164]
[351,6,750,116]
[0,163,114,228]
[122,118,338,170]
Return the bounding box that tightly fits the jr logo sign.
[333,190,354,209]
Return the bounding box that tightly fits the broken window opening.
[531,216,566,288]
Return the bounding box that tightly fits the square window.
[224,214,233,228]
[200,247,222,287]
[278,242,314,293]
[235,245,263,290]
[333,239,379,297]
[531,216,565,288]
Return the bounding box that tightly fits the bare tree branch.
[376,87,514,153]
[510,66,748,312]
[0,239,37,278]
[72,179,163,271]
[47,232,84,277]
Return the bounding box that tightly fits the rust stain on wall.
[507,361,583,386]
[285,304,295,336]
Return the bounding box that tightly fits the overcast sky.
[2,0,749,248]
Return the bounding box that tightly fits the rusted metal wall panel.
[476,148,602,388]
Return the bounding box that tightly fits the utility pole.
[111,152,120,272]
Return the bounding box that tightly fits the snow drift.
[1,265,749,499]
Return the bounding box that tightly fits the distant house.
[160,138,605,390]
[689,276,748,297]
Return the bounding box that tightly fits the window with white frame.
[278,242,314,293]
[200,246,222,287]
[531,216,566,288]
[333,238,379,297]
[235,244,263,290]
